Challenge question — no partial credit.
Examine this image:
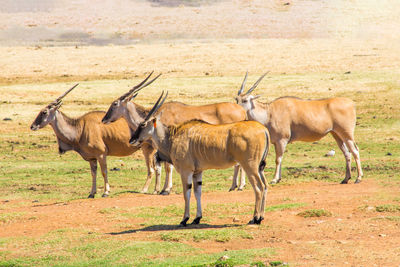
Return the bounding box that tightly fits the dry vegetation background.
[1,0,400,84]
[0,0,400,266]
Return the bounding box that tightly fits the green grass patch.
[143,247,276,267]
[297,209,332,218]
[0,228,195,266]
[376,204,400,213]
[0,227,275,267]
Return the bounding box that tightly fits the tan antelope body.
[130,92,270,225]
[102,74,247,194]
[236,73,363,184]
[30,78,158,198]
[159,101,246,125]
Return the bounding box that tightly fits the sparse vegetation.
[372,216,400,222]
[297,209,332,218]
[376,204,400,213]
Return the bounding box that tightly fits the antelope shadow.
[108,223,241,235]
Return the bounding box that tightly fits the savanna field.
[1,0,400,266]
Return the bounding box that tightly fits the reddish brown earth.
[1,179,399,266]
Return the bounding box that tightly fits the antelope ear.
[156,110,163,120]
[154,110,164,127]
[253,95,261,100]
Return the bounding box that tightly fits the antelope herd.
[101,72,247,195]
[30,72,363,225]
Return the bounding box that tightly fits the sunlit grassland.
[0,70,399,266]
[1,71,399,202]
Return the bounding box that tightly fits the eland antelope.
[30,76,157,198]
[102,73,247,195]
[129,92,270,226]
[235,72,363,184]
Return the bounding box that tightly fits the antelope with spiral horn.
[235,72,363,184]
[102,73,248,194]
[130,92,270,226]
[30,73,159,198]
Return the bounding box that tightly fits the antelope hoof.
[229,187,236,192]
[340,179,349,184]
[152,191,159,195]
[191,217,202,225]
[160,190,170,195]
[179,217,189,227]
[88,194,95,198]
[270,180,278,185]
[354,179,362,184]
[248,216,264,225]
[238,187,244,191]
[102,193,109,198]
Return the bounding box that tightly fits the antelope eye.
[43,110,48,114]
[243,100,248,103]
[140,122,146,127]
[113,102,118,106]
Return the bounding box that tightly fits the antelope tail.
[258,130,269,172]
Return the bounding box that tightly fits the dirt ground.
[2,180,400,266]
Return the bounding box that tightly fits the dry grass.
[1,39,400,85]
